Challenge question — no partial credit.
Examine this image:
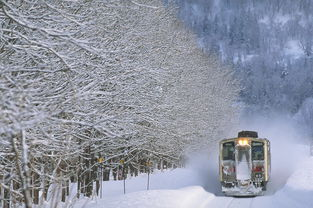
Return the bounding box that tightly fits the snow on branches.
[0,0,239,206]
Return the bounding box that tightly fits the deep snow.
[70,153,313,208]
[69,116,313,208]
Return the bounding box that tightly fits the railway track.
[226,197,255,208]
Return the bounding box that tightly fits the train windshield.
[252,141,264,160]
[237,146,251,162]
[222,142,235,160]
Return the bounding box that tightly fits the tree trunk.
[61,181,66,202]
[11,133,33,208]
[77,168,81,199]
[3,179,10,208]
[103,167,110,181]
[33,172,39,204]
[85,146,92,197]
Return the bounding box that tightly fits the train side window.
[222,142,235,160]
[252,141,264,160]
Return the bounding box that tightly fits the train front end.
[219,131,270,196]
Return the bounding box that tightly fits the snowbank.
[81,186,214,208]
[254,156,313,208]
[287,157,313,191]
[100,168,206,197]
[73,168,214,208]
[72,147,313,208]
[271,157,313,208]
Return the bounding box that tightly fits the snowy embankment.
[269,157,313,208]
[247,155,313,208]
[73,149,313,208]
[74,168,215,208]
[88,186,213,208]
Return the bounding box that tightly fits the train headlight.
[238,139,248,146]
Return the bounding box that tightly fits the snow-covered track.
[225,197,254,208]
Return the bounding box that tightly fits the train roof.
[238,130,258,138]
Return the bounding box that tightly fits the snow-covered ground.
[69,116,313,208]
[70,150,312,208]
[72,168,213,208]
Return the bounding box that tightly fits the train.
[219,131,271,196]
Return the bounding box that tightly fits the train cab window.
[222,142,235,160]
[237,146,251,162]
[252,141,264,160]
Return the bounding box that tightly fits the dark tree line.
[172,0,313,124]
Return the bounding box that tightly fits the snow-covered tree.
[0,0,239,206]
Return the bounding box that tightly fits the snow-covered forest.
[0,0,239,207]
[3,0,313,207]
[172,0,313,132]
